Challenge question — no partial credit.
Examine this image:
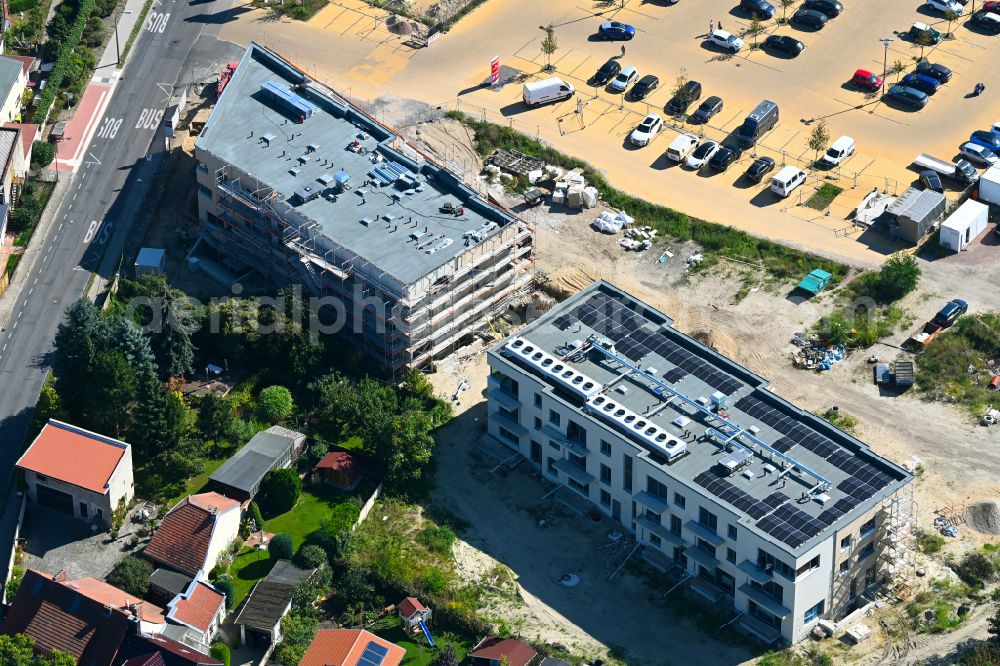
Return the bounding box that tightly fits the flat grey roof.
[197,43,518,287]
[494,281,911,556]
[234,561,314,631]
[148,568,193,597]
[210,426,303,493]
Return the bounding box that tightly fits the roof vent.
[261,132,276,146]
[410,228,426,241]
[307,143,319,153]
[585,393,686,460]
[503,336,604,400]
[317,174,334,186]
[298,155,310,165]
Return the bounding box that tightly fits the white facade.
[940,199,988,252]
[204,504,241,574]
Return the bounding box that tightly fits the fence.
[354,481,383,530]
[2,494,27,605]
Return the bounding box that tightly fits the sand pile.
[967,501,1000,535]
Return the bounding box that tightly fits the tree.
[336,565,374,607]
[30,141,55,168]
[249,501,266,532]
[366,410,436,489]
[313,503,360,560]
[670,68,690,114]
[28,385,66,442]
[149,281,196,378]
[197,392,234,443]
[944,9,959,37]
[273,614,318,666]
[541,24,558,72]
[890,59,906,82]
[430,645,459,666]
[259,468,301,516]
[258,385,294,424]
[132,373,187,458]
[84,349,137,436]
[269,532,294,560]
[807,119,830,165]
[954,552,997,588]
[214,577,235,609]
[853,254,920,303]
[746,17,765,48]
[779,0,796,22]
[0,634,73,664]
[53,299,101,419]
[106,556,153,597]
[915,31,935,59]
[210,643,231,666]
[296,544,327,569]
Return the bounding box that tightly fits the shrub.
[259,468,301,516]
[5,565,25,599]
[418,524,457,556]
[296,544,327,569]
[30,141,55,168]
[214,577,235,609]
[917,530,945,554]
[851,254,920,304]
[269,532,294,560]
[953,552,997,589]
[106,556,153,597]
[249,501,265,532]
[210,642,231,666]
[32,0,97,122]
[257,385,294,423]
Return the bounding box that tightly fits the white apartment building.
[486,281,914,645]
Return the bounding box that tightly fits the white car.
[926,0,963,14]
[629,113,664,146]
[610,65,639,93]
[706,29,744,53]
[686,140,719,169]
[666,133,700,161]
[960,141,998,166]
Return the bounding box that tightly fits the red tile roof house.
[468,637,539,666]
[16,420,134,528]
[300,629,405,666]
[162,579,226,653]
[312,450,363,490]
[144,492,241,578]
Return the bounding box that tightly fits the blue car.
[598,21,635,40]
[969,129,1000,153]
[739,0,776,18]
[900,73,941,96]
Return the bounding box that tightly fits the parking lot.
[220,0,1000,262]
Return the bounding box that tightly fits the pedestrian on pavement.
[709,18,714,34]
[620,44,626,57]
[718,19,724,31]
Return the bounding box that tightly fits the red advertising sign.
[490,56,500,86]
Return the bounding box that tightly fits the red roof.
[145,499,220,576]
[62,576,166,624]
[300,629,405,666]
[121,633,224,664]
[121,654,167,666]
[4,122,38,157]
[398,596,426,619]
[470,637,538,666]
[17,420,129,494]
[188,491,240,514]
[315,450,359,472]
[168,581,224,633]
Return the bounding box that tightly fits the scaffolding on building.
[878,482,917,601]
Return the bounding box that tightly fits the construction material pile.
[792,335,847,371]
[619,226,657,251]
[593,210,634,234]
[967,501,1000,535]
[485,150,598,210]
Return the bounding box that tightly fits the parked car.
[629,75,659,100]
[959,141,999,165]
[739,0,776,18]
[984,0,1000,10]
[691,95,724,123]
[900,72,942,95]
[707,144,743,171]
[931,299,968,328]
[666,133,700,161]
[591,59,621,86]
[970,10,1000,32]
[792,8,829,28]
[851,69,884,91]
[598,21,635,40]
[919,170,944,192]
[926,0,964,14]
[706,29,745,52]
[610,65,639,93]
[915,61,952,83]
[666,80,703,113]
[883,84,928,110]
[744,156,776,183]
[763,35,804,56]
[803,0,843,17]
[629,113,664,146]
[686,140,719,169]
[908,22,942,44]
[969,130,1000,152]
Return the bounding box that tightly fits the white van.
[770,166,807,197]
[666,134,699,162]
[522,78,575,107]
[819,135,855,168]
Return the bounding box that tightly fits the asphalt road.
[0,0,236,582]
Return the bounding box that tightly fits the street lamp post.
[114,5,122,67]
[879,37,894,90]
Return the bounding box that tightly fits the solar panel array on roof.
[693,470,790,521]
[816,497,859,525]
[359,641,389,666]
[757,504,827,548]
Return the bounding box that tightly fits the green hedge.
[33,0,96,122]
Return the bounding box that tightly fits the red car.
[985,1,1000,11]
[851,69,883,91]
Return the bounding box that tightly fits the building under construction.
[194,43,533,377]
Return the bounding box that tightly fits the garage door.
[36,485,73,515]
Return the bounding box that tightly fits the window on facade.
[839,560,850,573]
[548,440,559,451]
[699,507,718,531]
[497,426,519,445]
[600,464,612,485]
[601,440,612,457]
[757,549,794,579]
[494,372,519,397]
[747,601,782,629]
[569,453,586,470]
[623,455,633,492]
[860,517,876,538]
[198,184,212,198]
[644,509,661,523]
[864,566,876,588]
[670,515,682,535]
[534,417,543,431]
[728,525,738,540]
[751,579,784,605]
[530,441,542,463]
[803,600,824,624]
[600,489,611,507]
[727,548,737,564]
[534,393,542,409]
[650,533,662,548]
[568,478,589,496]
[647,477,669,500]
[546,458,557,476]
[796,555,820,577]
[841,535,852,549]
[674,492,686,509]
[857,542,875,561]
[498,404,519,420]
[549,410,561,426]
[696,539,716,556]
[567,420,587,446]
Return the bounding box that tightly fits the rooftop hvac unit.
[504,337,604,400]
[261,132,276,146]
[259,80,317,121]
[586,394,687,461]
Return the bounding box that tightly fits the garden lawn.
[163,458,227,508]
[230,548,275,608]
[372,616,471,666]
[265,483,354,549]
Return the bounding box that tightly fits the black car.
[744,156,776,183]
[691,95,723,123]
[792,8,829,29]
[666,80,703,113]
[708,144,743,171]
[919,170,944,192]
[915,61,953,83]
[763,35,804,56]
[739,0,776,18]
[803,0,842,17]
[592,59,621,86]
[932,299,968,327]
[884,84,928,110]
[971,10,1000,33]
[629,74,660,100]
